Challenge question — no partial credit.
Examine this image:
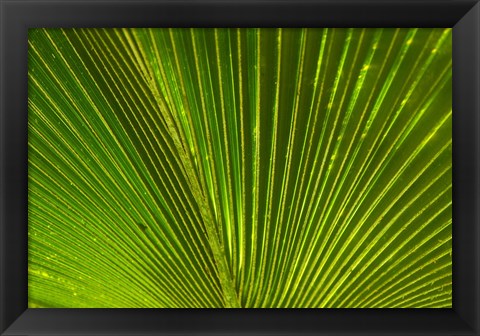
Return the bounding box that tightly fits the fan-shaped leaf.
[28,28,452,308]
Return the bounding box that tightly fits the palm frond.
[28,28,452,308]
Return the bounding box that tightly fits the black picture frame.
[1,0,479,335]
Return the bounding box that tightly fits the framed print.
[1,0,479,335]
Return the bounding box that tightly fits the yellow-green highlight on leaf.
[28,28,452,308]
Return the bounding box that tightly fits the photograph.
[27,27,452,308]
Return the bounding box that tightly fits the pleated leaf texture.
[28,28,452,308]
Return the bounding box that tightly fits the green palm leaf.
[28,27,452,308]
